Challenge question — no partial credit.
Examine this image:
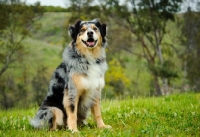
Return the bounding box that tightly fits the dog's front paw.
[68,128,79,133]
[98,124,112,129]
[104,125,112,129]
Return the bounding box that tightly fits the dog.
[30,19,111,132]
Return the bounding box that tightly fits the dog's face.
[68,19,107,49]
[78,23,99,49]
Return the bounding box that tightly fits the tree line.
[0,0,200,109]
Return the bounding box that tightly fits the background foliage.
[0,0,200,109]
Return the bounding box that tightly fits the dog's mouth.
[82,38,97,48]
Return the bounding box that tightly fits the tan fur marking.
[79,25,87,35]
[50,112,56,130]
[66,103,78,132]
[63,89,79,132]
[50,107,64,130]
[63,89,68,109]
[91,24,97,30]
[72,74,86,96]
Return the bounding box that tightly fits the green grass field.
[0,93,199,136]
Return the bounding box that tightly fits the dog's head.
[68,19,107,49]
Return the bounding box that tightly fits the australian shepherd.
[30,19,111,132]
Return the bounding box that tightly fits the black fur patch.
[69,20,82,43]
[39,112,47,119]
[94,21,107,42]
[70,104,75,113]
[49,117,54,128]
[60,63,67,73]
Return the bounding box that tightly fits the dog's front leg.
[91,98,112,129]
[63,82,79,132]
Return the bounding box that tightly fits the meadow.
[0,93,199,137]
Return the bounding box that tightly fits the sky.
[25,0,66,7]
[24,0,124,7]
[24,0,199,12]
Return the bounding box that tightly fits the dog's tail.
[30,107,54,129]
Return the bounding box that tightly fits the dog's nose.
[87,31,93,37]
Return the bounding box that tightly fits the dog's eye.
[93,27,98,31]
[80,29,86,32]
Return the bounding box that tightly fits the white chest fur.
[81,64,105,92]
[72,62,107,108]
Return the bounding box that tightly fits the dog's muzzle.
[82,31,97,47]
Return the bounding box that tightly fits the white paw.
[98,124,112,129]
[68,128,79,133]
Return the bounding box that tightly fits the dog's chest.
[81,64,105,91]
[72,64,106,108]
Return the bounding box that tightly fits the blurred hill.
[0,11,69,108]
[31,12,70,46]
[23,12,70,73]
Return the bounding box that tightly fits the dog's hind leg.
[30,107,54,129]
[31,107,64,130]
[50,107,65,130]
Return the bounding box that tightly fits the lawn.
[0,93,199,136]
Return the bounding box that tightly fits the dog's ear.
[68,20,82,40]
[98,22,107,43]
[68,25,75,39]
[101,23,107,37]
[93,19,107,37]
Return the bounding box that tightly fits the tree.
[67,0,102,22]
[180,2,200,91]
[32,65,49,105]
[0,0,43,77]
[101,0,181,96]
[0,0,44,108]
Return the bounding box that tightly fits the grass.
[0,93,199,136]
